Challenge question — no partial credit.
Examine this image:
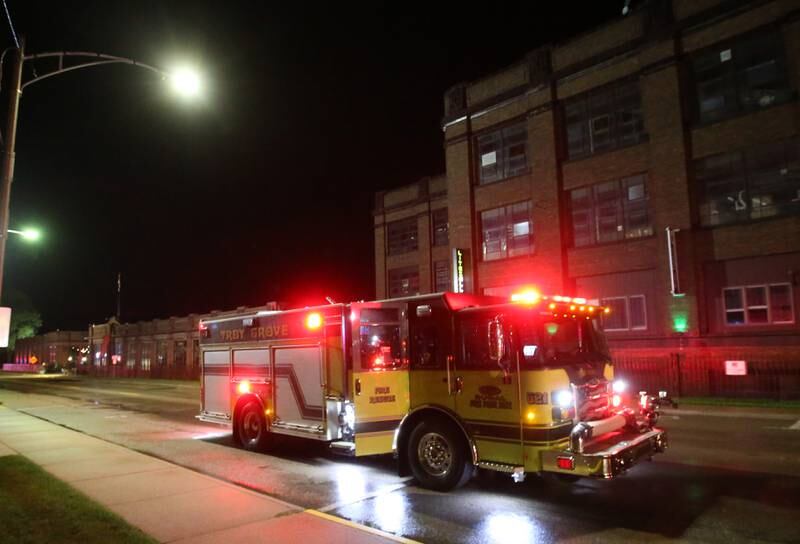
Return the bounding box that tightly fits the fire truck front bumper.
[540,427,667,479]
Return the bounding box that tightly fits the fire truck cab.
[198,292,669,491]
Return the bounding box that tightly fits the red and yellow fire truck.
[198,290,670,490]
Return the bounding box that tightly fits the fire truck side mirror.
[488,317,505,363]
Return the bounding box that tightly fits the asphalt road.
[1,374,799,543]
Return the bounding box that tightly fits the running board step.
[478,462,526,482]
[330,441,355,456]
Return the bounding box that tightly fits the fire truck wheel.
[236,400,269,452]
[408,419,472,491]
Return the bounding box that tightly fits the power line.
[2,0,19,49]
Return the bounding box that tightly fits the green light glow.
[545,322,559,336]
[672,315,689,333]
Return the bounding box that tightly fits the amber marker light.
[604,307,611,314]
[548,303,556,310]
[306,312,323,329]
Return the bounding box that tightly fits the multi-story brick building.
[374,0,800,398]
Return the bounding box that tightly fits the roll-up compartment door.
[202,350,231,417]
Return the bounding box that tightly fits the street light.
[8,227,40,242]
[0,41,202,301]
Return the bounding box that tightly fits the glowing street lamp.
[169,67,203,98]
[0,41,204,300]
[8,228,40,242]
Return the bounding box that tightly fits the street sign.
[0,307,11,348]
[725,360,747,376]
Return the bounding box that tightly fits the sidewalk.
[0,405,415,544]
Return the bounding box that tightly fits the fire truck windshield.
[512,314,610,366]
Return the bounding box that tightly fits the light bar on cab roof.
[510,290,610,315]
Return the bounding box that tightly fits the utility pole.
[116,272,122,321]
[0,40,24,303]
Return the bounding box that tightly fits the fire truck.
[197,290,671,491]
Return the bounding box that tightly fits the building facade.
[374,0,800,398]
[81,303,281,380]
[13,330,86,368]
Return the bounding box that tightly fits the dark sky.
[2,1,622,331]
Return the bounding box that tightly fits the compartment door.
[273,345,324,429]
[351,302,410,456]
[202,350,231,417]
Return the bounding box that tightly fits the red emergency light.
[556,456,575,470]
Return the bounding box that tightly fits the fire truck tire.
[407,419,473,491]
[236,400,270,452]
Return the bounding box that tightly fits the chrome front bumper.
[541,427,667,479]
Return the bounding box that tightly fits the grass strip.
[0,455,157,544]
[677,396,800,410]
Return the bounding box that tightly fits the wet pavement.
[1,374,799,543]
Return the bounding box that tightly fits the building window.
[434,260,450,292]
[697,137,799,226]
[691,31,790,124]
[157,340,167,366]
[174,341,187,368]
[432,208,449,246]
[570,174,652,247]
[565,79,645,160]
[476,121,528,184]
[480,201,533,261]
[723,284,794,325]
[388,266,420,297]
[140,343,152,371]
[601,295,647,331]
[126,341,136,369]
[387,217,418,255]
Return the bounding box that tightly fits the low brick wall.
[1,364,41,373]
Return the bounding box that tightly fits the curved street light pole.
[0,40,173,302]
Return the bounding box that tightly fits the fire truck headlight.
[342,403,355,430]
[555,390,573,408]
[612,379,627,394]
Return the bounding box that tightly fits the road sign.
[0,307,11,347]
[725,360,747,376]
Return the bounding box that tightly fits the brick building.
[374,0,800,398]
[12,330,86,368]
[83,303,280,380]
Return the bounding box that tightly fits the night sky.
[2,1,621,331]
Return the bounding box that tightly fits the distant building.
[13,331,86,367]
[374,0,800,398]
[84,303,280,380]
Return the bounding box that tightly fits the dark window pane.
[602,298,628,330]
[477,122,528,184]
[724,288,743,310]
[388,267,419,297]
[629,296,647,329]
[565,80,645,159]
[692,31,790,123]
[697,152,747,226]
[434,260,450,292]
[387,218,418,255]
[726,310,746,325]
[770,285,794,323]
[481,201,533,261]
[432,208,449,246]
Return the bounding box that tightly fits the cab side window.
[410,306,450,370]
[359,308,402,370]
[459,314,495,369]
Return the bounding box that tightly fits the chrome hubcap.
[417,432,452,477]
